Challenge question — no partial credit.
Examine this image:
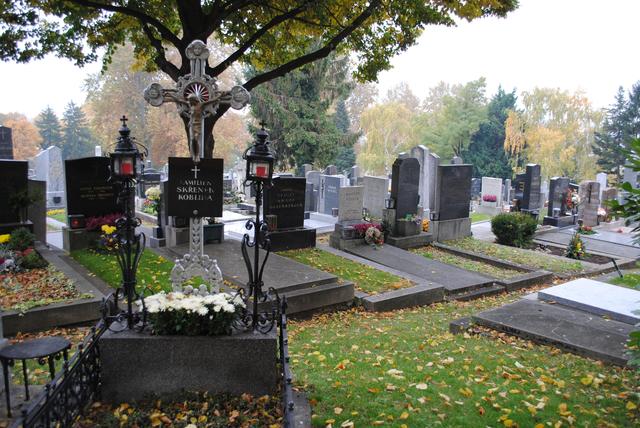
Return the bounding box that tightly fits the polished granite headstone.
[0,160,28,223]
[65,157,119,218]
[435,164,472,221]
[264,177,306,230]
[391,157,420,219]
[0,125,13,160]
[167,157,223,218]
[521,163,541,212]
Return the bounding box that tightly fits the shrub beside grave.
[491,212,538,248]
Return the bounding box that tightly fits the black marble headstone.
[167,157,223,218]
[65,157,119,218]
[436,164,472,221]
[391,157,420,219]
[264,177,306,230]
[0,126,13,160]
[521,164,541,211]
[547,177,570,217]
[0,160,28,223]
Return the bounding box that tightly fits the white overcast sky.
[0,0,638,119]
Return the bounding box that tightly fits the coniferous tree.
[593,87,629,182]
[61,101,93,160]
[462,87,515,179]
[34,106,63,149]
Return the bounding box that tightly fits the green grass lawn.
[411,246,522,280]
[611,273,640,289]
[445,237,584,275]
[46,209,67,223]
[470,212,492,223]
[290,291,640,427]
[71,249,175,295]
[279,248,413,295]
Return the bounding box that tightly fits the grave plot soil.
[0,266,88,312]
[533,244,614,265]
[279,248,413,295]
[411,246,522,280]
[445,237,584,274]
[77,391,283,428]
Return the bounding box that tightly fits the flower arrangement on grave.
[577,225,596,235]
[85,213,123,232]
[139,290,245,336]
[422,218,430,232]
[482,194,497,203]
[565,189,580,213]
[0,228,47,272]
[353,222,382,238]
[364,226,384,247]
[400,214,421,224]
[98,224,119,252]
[142,186,160,215]
[565,231,586,259]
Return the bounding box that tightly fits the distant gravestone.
[304,182,316,212]
[166,157,223,218]
[338,186,363,222]
[547,177,570,217]
[324,165,337,175]
[363,175,388,218]
[578,181,600,227]
[302,164,313,177]
[481,177,503,206]
[318,175,342,215]
[623,167,639,189]
[411,145,439,212]
[65,157,119,219]
[521,164,541,212]
[264,176,306,230]
[470,178,482,199]
[596,172,607,202]
[0,126,13,160]
[391,157,420,220]
[32,146,65,207]
[435,164,472,221]
[306,170,321,189]
[503,178,512,204]
[451,156,463,165]
[0,160,28,223]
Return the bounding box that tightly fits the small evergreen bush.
[8,228,35,251]
[565,232,586,259]
[491,212,538,247]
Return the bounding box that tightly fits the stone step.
[281,281,354,315]
[447,284,505,301]
[473,299,632,366]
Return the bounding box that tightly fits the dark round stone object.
[0,337,71,360]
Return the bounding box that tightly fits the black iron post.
[109,116,147,329]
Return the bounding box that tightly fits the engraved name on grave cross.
[143,40,250,294]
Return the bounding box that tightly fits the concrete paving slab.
[557,227,638,247]
[345,244,495,293]
[535,230,640,259]
[537,278,640,324]
[473,299,632,366]
[168,241,337,293]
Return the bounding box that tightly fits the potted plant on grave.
[8,189,40,224]
[142,186,160,215]
[203,217,224,244]
[396,214,422,236]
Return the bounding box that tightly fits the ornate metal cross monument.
[143,40,250,294]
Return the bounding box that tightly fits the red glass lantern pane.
[121,158,134,176]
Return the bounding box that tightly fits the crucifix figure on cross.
[143,40,251,163]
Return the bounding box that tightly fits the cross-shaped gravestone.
[143,40,250,163]
[143,40,251,295]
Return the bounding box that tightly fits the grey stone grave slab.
[473,299,632,366]
[481,177,503,206]
[304,182,316,212]
[577,180,600,227]
[338,186,363,222]
[451,156,463,165]
[363,176,388,219]
[32,146,66,207]
[306,170,321,189]
[324,165,337,175]
[534,230,640,259]
[537,278,640,324]
[623,166,639,189]
[596,172,607,201]
[318,175,343,215]
[345,244,494,293]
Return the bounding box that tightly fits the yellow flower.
[0,234,10,244]
[101,225,117,235]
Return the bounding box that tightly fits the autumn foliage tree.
[0,1,518,158]
[0,113,41,160]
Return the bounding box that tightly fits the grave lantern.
[243,125,275,184]
[110,116,140,180]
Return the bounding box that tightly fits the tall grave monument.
[143,39,249,292]
[410,145,439,215]
[543,177,575,227]
[0,126,13,159]
[430,164,473,241]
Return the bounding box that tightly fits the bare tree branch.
[243,0,380,91]
[208,1,312,77]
